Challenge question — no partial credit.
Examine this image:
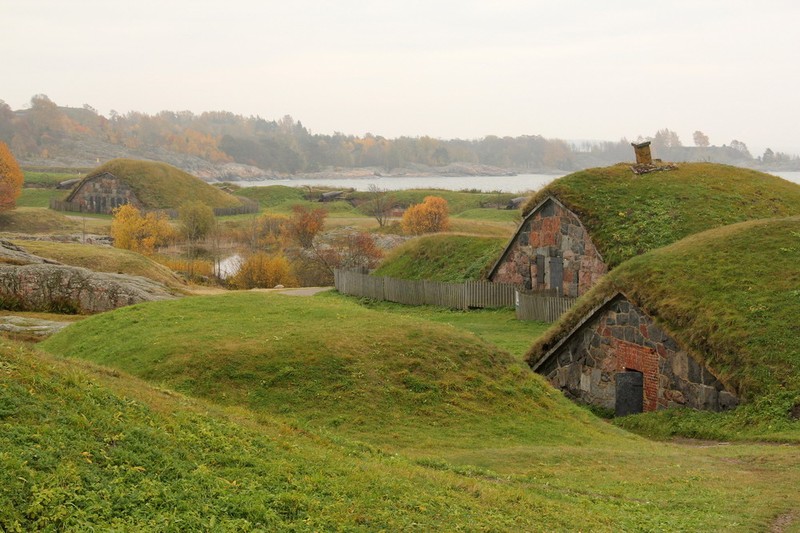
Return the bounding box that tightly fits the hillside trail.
[184,286,332,297]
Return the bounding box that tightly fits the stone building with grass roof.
[56,158,253,215]
[528,291,739,414]
[525,216,800,416]
[488,162,800,297]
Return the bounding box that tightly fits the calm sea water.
[238,170,800,193]
[239,173,563,193]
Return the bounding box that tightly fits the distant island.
[3,94,799,181]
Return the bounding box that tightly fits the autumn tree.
[111,204,173,255]
[401,196,450,235]
[692,130,710,147]
[651,128,682,150]
[287,204,327,248]
[312,231,383,275]
[245,213,289,251]
[179,201,215,278]
[0,142,24,213]
[364,184,395,227]
[231,252,297,289]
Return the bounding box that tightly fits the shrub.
[111,204,174,255]
[231,253,298,289]
[401,196,450,235]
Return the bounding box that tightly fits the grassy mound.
[235,185,361,216]
[12,241,186,289]
[31,293,800,528]
[234,184,305,209]
[9,339,800,529]
[522,163,800,267]
[78,159,243,210]
[42,292,608,450]
[527,216,800,440]
[373,234,507,282]
[0,207,88,234]
[0,341,603,530]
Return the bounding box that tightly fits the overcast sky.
[4,1,799,155]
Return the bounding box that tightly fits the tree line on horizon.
[1,94,798,173]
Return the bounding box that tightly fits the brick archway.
[613,338,658,411]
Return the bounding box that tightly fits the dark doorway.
[615,370,643,417]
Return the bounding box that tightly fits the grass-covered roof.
[522,163,800,268]
[77,159,243,209]
[374,234,507,282]
[526,216,800,436]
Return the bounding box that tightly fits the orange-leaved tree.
[111,204,174,255]
[0,141,24,213]
[401,196,450,235]
[287,204,327,248]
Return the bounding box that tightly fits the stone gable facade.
[488,197,607,297]
[531,294,739,413]
[65,172,142,214]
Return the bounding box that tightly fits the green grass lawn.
[453,207,521,222]
[23,170,81,187]
[327,292,548,360]
[16,188,65,208]
[235,185,363,216]
[33,291,800,529]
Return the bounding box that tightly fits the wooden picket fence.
[334,269,577,321]
[514,291,577,322]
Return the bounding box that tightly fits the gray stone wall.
[68,173,142,214]
[538,295,738,412]
[490,198,606,297]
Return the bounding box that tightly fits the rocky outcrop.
[0,240,175,314]
[0,263,175,314]
[0,239,61,265]
[0,316,71,337]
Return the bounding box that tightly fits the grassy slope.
[0,340,630,531]
[374,234,507,282]
[82,159,242,209]
[0,208,94,234]
[328,292,549,360]
[523,163,800,267]
[42,292,602,451]
[453,207,521,222]
[35,293,800,529]
[12,241,186,289]
[527,216,800,440]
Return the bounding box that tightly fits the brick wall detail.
[537,295,739,412]
[490,198,606,297]
[68,173,142,214]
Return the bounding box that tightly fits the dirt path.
[256,286,333,297]
[183,286,333,297]
[771,510,797,533]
